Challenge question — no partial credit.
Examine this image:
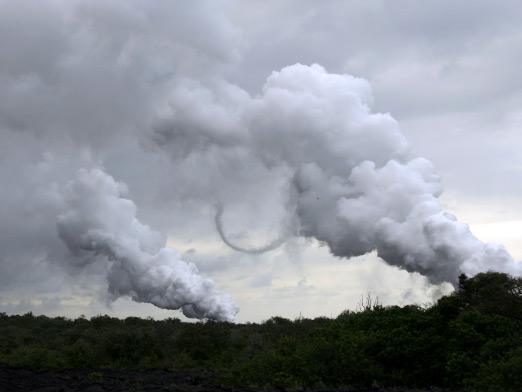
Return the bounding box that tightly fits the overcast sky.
[1,0,522,322]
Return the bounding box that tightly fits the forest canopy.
[1,272,521,391]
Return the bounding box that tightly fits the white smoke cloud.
[1,1,521,321]
[152,63,522,283]
[57,168,237,321]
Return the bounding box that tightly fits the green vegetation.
[1,272,521,391]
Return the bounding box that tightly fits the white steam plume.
[153,64,522,284]
[57,168,238,321]
[1,0,520,316]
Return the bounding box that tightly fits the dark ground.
[1,364,230,392]
[0,364,461,392]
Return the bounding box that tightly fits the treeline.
[1,272,521,391]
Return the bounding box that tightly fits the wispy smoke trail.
[57,169,237,321]
[214,202,286,254]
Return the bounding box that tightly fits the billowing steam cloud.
[1,1,521,321]
[57,168,237,321]
[153,64,521,284]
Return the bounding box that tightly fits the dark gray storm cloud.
[229,1,522,115]
[1,0,521,320]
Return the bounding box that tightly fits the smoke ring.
[214,202,287,254]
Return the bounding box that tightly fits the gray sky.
[1,0,522,322]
